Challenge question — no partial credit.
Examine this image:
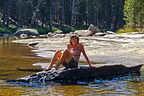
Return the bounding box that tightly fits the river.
[0,36,144,96]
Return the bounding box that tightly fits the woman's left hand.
[54,66,59,70]
[90,65,96,68]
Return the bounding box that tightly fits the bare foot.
[44,68,51,71]
[44,67,52,71]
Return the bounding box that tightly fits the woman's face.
[71,37,78,45]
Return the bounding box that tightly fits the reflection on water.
[0,37,144,96]
[4,75,144,96]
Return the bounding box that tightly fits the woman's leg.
[55,49,73,70]
[45,50,62,70]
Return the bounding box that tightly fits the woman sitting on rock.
[44,34,95,71]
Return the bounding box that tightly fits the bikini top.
[69,45,81,61]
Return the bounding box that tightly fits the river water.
[0,36,144,96]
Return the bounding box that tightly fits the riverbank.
[13,33,144,67]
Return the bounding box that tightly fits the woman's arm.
[79,44,93,67]
[67,44,71,50]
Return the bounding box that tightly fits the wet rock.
[14,29,39,39]
[39,35,48,38]
[47,32,55,38]
[47,32,66,38]
[95,32,106,36]
[106,31,116,34]
[54,30,63,34]
[16,64,143,82]
[69,32,74,35]
[53,34,65,38]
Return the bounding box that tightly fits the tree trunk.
[49,0,53,31]
[60,0,65,28]
[30,0,42,27]
[2,1,10,26]
[17,0,22,27]
[71,0,76,28]
[139,15,143,32]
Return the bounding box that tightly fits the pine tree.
[124,0,144,31]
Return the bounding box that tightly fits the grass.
[116,28,139,34]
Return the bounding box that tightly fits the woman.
[44,34,95,71]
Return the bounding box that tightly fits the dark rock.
[47,32,54,38]
[16,64,143,82]
[28,42,39,46]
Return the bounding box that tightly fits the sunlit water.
[0,36,144,96]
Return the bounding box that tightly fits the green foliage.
[36,26,77,34]
[60,27,76,33]
[0,26,17,34]
[100,29,106,33]
[35,26,51,34]
[0,27,10,33]
[0,0,125,34]
[124,0,144,30]
[52,27,59,32]
[35,26,60,34]
[117,28,138,34]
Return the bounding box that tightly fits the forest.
[0,0,143,34]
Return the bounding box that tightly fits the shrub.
[35,26,60,34]
[100,29,106,33]
[60,27,76,33]
[0,27,12,33]
[116,28,139,34]
[52,27,59,32]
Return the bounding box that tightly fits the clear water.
[0,37,144,96]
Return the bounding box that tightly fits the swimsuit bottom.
[62,56,78,69]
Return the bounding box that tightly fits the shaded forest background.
[0,0,126,34]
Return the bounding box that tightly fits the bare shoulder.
[77,43,84,48]
[67,44,71,49]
